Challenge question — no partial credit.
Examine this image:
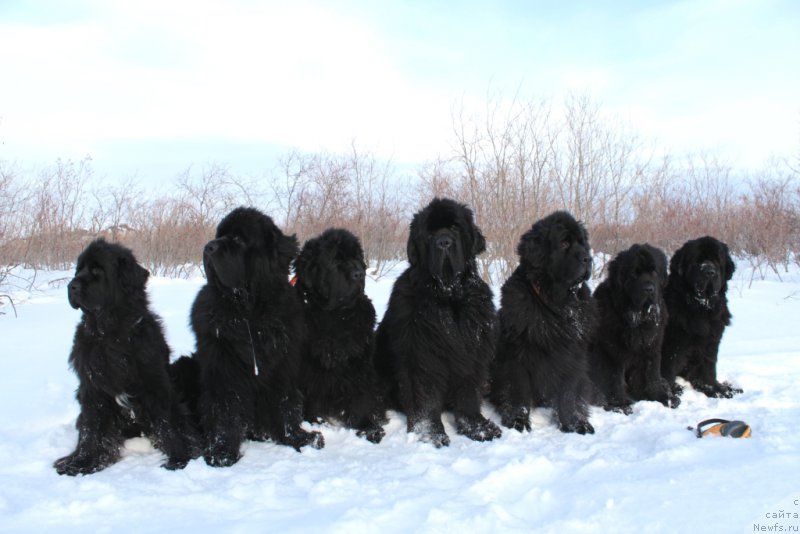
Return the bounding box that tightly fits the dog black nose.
[204,241,219,256]
[68,279,81,294]
[701,263,717,278]
[351,268,365,282]
[643,282,655,295]
[581,253,592,265]
[436,234,453,250]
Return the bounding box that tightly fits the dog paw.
[285,429,325,451]
[456,416,502,442]
[356,426,385,444]
[500,406,531,433]
[203,446,241,468]
[410,419,450,448]
[605,403,633,416]
[717,382,743,398]
[561,419,595,435]
[421,430,450,448]
[456,417,503,441]
[54,453,110,476]
[162,456,191,471]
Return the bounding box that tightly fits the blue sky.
[1,0,798,183]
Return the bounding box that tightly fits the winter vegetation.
[1,94,798,292]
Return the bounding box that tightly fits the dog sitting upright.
[294,228,386,443]
[54,239,198,475]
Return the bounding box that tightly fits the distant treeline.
[1,94,798,289]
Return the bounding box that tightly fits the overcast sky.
[1,0,798,183]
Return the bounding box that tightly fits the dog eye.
[231,235,245,245]
[560,240,570,250]
[91,267,103,276]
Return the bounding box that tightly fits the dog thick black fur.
[55,239,199,475]
[589,244,677,414]
[661,236,741,398]
[375,198,501,447]
[187,207,323,467]
[490,211,596,434]
[294,228,386,443]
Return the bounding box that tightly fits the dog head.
[607,243,667,327]
[407,197,485,289]
[517,211,592,291]
[203,207,298,298]
[294,228,367,310]
[67,239,149,313]
[669,236,735,308]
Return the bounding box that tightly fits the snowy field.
[1,261,799,533]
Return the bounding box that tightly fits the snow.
[1,263,799,533]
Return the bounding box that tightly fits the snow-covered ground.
[1,262,799,533]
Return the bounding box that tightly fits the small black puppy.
[490,211,596,434]
[662,236,741,398]
[55,239,198,476]
[294,228,386,443]
[590,244,677,414]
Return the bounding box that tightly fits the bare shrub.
[19,157,94,270]
[271,144,408,278]
[0,163,26,289]
[426,92,657,284]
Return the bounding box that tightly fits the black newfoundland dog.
[375,197,501,447]
[661,236,742,398]
[55,239,198,475]
[293,228,386,443]
[490,211,596,434]
[589,244,677,414]
[187,207,324,467]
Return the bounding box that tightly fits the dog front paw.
[203,444,241,467]
[284,429,325,451]
[456,415,502,442]
[560,419,595,435]
[356,425,386,444]
[500,406,531,433]
[54,451,114,476]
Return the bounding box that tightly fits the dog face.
[669,236,735,307]
[68,239,149,312]
[517,211,592,288]
[203,207,298,294]
[407,198,486,287]
[609,244,667,326]
[294,228,367,310]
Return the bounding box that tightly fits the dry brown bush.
[1,99,798,290]
[271,143,409,278]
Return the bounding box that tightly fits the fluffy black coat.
[661,236,741,398]
[589,244,677,414]
[490,211,596,434]
[375,198,501,447]
[294,228,386,443]
[188,207,323,467]
[55,239,199,475]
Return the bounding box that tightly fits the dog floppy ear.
[277,231,300,274]
[118,254,149,293]
[669,245,686,279]
[293,237,318,291]
[471,225,486,256]
[722,242,736,281]
[655,250,668,287]
[516,223,546,272]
